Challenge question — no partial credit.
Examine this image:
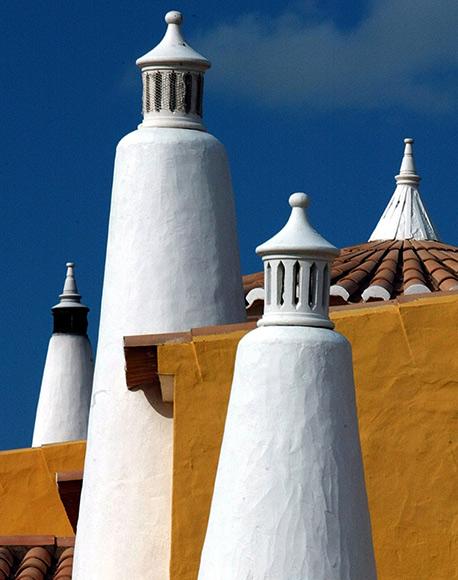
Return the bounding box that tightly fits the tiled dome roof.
[330,239,458,303]
[243,239,458,310]
[244,137,457,312]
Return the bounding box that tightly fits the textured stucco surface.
[73,126,245,580]
[164,293,458,580]
[199,325,376,579]
[0,441,85,536]
[32,334,94,447]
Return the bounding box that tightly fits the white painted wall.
[73,126,245,580]
[199,325,377,580]
[32,334,93,446]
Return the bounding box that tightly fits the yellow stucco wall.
[0,440,85,536]
[163,293,458,580]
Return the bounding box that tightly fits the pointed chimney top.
[257,193,338,329]
[53,262,88,310]
[136,11,210,71]
[369,137,439,242]
[136,11,210,129]
[396,137,420,185]
[256,193,338,259]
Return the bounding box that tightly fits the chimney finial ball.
[289,192,309,209]
[165,10,183,25]
[404,137,414,144]
[66,262,75,268]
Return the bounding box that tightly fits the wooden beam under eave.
[124,345,160,390]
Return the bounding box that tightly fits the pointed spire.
[396,138,420,185]
[369,138,439,242]
[52,263,89,335]
[59,262,80,303]
[136,11,210,129]
[53,262,87,309]
[256,193,338,329]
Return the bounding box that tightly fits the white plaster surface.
[73,126,245,580]
[245,287,265,309]
[368,183,438,241]
[330,284,350,302]
[32,334,93,446]
[362,284,391,302]
[404,283,432,295]
[199,325,377,580]
[136,11,209,71]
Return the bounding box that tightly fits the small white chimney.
[199,193,377,579]
[32,263,94,447]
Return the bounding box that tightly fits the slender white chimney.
[74,11,245,579]
[199,193,377,579]
[369,138,439,241]
[32,263,94,447]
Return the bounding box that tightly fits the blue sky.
[1,0,457,449]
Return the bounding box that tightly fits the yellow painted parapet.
[0,441,85,536]
[162,293,458,580]
[333,294,458,580]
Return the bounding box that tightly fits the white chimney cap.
[136,11,210,71]
[256,193,338,260]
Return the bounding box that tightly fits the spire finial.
[165,10,182,25]
[59,262,81,304]
[289,192,309,208]
[52,261,88,310]
[396,137,420,185]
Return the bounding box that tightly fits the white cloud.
[196,0,458,112]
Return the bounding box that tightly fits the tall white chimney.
[199,193,377,579]
[73,11,245,579]
[32,262,93,447]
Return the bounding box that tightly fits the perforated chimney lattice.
[196,74,204,117]
[177,72,184,112]
[169,71,177,111]
[154,72,162,112]
[142,70,204,118]
[184,73,192,113]
[144,73,151,113]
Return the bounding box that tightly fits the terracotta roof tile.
[16,547,52,579]
[0,538,74,579]
[0,548,13,579]
[53,547,73,579]
[243,239,458,310]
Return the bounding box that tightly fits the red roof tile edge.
[0,537,74,548]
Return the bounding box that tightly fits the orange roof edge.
[124,320,256,348]
[0,535,55,546]
[124,289,458,348]
[56,470,83,483]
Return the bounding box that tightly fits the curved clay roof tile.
[243,239,458,309]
